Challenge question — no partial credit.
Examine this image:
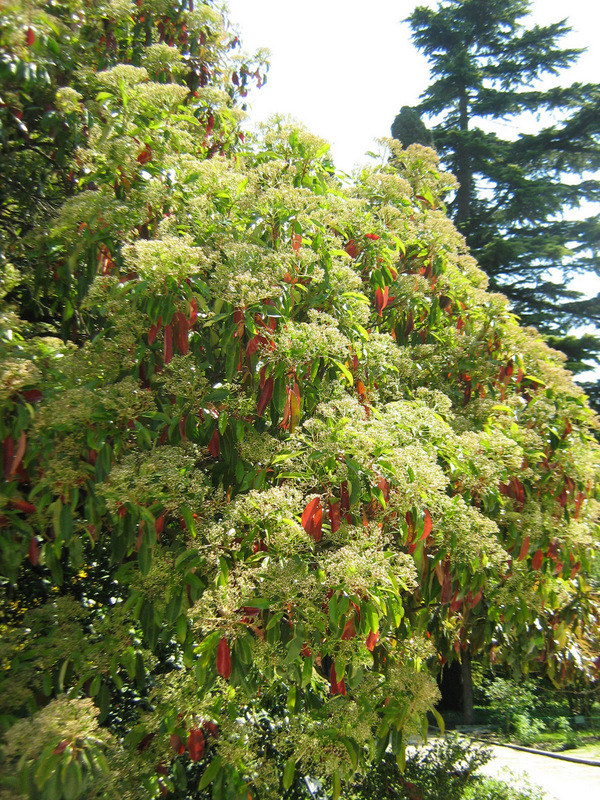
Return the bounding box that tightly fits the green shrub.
[351,734,491,800]
[464,774,546,800]
[511,713,545,746]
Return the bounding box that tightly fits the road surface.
[479,745,600,800]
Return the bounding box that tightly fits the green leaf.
[287,683,297,712]
[284,634,304,665]
[332,769,341,800]
[198,756,222,791]
[34,748,59,789]
[431,706,445,734]
[243,597,271,609]
[62,756,82,800]
[58,659,69,692]
[283,755,295,790]
[138,543,152,576]
[331,358,354,386]
[341,291,370,305]
[301,654,313,687]
[343,737,359,772]
[180,506,196,537]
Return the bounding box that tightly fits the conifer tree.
[401,0,600,377]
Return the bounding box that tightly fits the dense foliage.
[1,2,599,799]
[399,0,600,378]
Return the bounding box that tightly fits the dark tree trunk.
[461,651,475,725]
[455,88,471,229]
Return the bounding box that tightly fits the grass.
[560,740,600,759]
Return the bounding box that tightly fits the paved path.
[479,745,600,800]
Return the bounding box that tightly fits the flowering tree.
[1,2,598,799]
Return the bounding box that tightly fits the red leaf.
[246,334,262,366]
[329,662,347,696]
[174,312,189,355]
[575,491,585,519]
[341,617,356,640]
[292,233,302,252]
[310,505,323,542]
[517,535,530,562]
[155,514,164,538]
[440,575,453,605]
[137,146,152,164]
[28,536,40,566]
[420,509,432,541]
[513,478,525,505]
[188,729,205,762]
[189,298,198,325]
[203,721,219,739]
[328,501,341,533]
[365,233,379,240]
[208,428,220,458]
[148,316,162,344]
[290,383,301,432]
[8,432,26,480]
[280,389,292,430]
[345,239,359,258]
[259,365,267,389]
[532,549,544,571]
[163,323,173,364]
[375,286,389,316]
[366,629,378,652]
[26,27,35,46]
[256,375,274,417]
[302,497,322,542]
[377,476,390,502]
[22,389,43,403]
[356,380,367,400]
[10,498,36,513]
[170,734,185,755]
[450,590,462,613]
[216,637,231,680]
[570,561,581,579]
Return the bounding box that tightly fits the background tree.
[390,105,434,148]
[1,2,599,799]
[401,0,600,381]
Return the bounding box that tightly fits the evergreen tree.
[391,105,434,148]
[403,0,600,377]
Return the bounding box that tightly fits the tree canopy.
[1,2,599,799]
[400,0,600,378]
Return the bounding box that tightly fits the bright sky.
[226,0,600,174]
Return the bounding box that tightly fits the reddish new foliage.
[366,630,379,652]
[301,497,323,543]
[188,729,205,762]
[208,428,220,458]
[329,662,347,695]
[216,637,231,680]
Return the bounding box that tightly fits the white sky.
[226,0,600,174]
